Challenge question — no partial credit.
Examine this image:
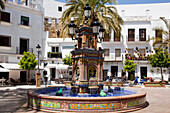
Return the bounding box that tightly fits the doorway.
[141,67,147,79]
[111,66,118,77]
[51,68,56,80]
[20,71,26,82]
[20,38,29,54]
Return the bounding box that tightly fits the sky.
[55,0,170,5]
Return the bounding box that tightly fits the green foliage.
[149,48,170,81]
[123,60,137,73]
[60,0,123,38]
[62,53,72,66]
[147,18,170,49]
[149,48,170,68]
[18,52,38,70]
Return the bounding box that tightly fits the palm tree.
[0,0,6,11]
[60,0,124,38]
[148,17,170,49]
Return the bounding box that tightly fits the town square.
[0,0,170,112]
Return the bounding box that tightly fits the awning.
[56,64,69,70]
[0,67,10,72]
[45,64,69,70]
[0,63,44,70]
[45,64,57,68]
[0,63,20,69]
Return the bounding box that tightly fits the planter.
[104,82,124,87]
[144,82,165,87]
[64,81,72,86]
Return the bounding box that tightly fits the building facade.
[42,0,74,83]
[0,0,44,82]
[42,1,170,82]
[102,3,170,81]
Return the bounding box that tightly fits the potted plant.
[151,69,154,73]
[136,47,138,50]
[146,47,148,49]
[163,70,166,73]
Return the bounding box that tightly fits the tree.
[60,0,123,38]
[0,0,6,11]
[62,54,72,66]
[123,60,137,81]
[18,52,38,82]
[149,48,170,81]
[147,17,170,49]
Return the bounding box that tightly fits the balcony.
[104,55,123,62]
[7,0,37,9]
[102,36,124,45]
[16,47,33,54]
[123,16,151,21]
[126,35,150,44]
[125,54,150,61]
[47,52,62,59]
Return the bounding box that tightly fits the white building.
[42,1,170,82]
[42,0,74,83]
[0,0,44,83]
[102,3,170,81]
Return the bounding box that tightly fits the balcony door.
[139,29,146,41]
[20,38,29,54]
[111,66,118,77]
[128,29,135,41]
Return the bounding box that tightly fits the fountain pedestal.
[71,27,104,94]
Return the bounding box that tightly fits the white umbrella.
[0,67,10,72]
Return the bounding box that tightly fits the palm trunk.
[160,67,163,81]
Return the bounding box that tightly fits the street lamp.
[91,19,100,35]
[83,3,91,19]
[68,3,105,43]
[68,20,76,40]
[36,44,41,73]
[99,25,105,42]
[36,44,41,87]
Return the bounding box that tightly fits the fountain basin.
[28,86,146,112]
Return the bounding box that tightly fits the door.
[20,71,26,82]
[20,38,29,54]
[111,66,118,77]
[103,70,108,81]
[51,68,56,80]
[141,67,147,79]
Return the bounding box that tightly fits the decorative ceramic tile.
[69,103,121,110]
[30,98,60,109]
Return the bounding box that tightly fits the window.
[0,35,11,47]
[139,29,146,41]
[155,30,162,43]
[1,11,10,22]
[128,49,134,56]
[114,31,120,41]
[58,6,62,12]
[115,49,121,57]
[51,47,59,52]
[104,49,109,56]
[128,29,135,41]
[21,16,29,26]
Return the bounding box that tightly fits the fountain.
[27,4,147,112]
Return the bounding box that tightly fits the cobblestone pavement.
[0,86,170,113]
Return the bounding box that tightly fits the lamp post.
[68,4,105,43]
[36,44,41,73]
[36,44,41,87]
